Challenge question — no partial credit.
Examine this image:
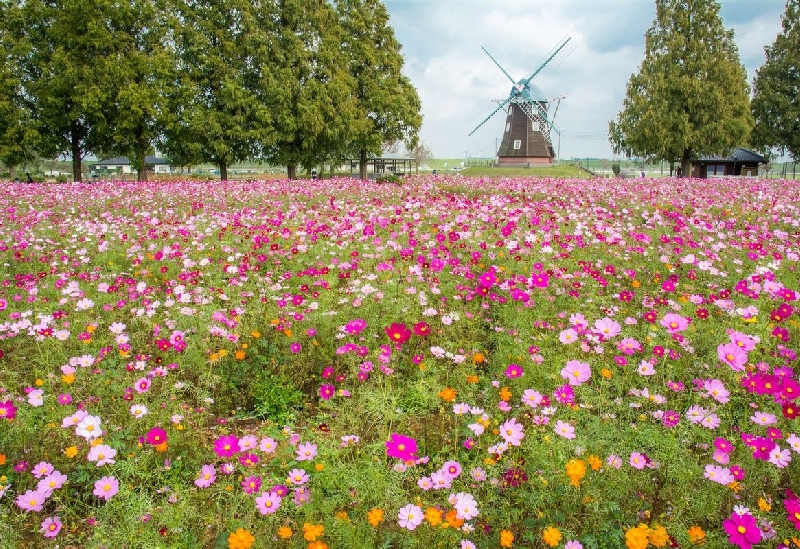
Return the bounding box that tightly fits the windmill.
[469,37,572,166]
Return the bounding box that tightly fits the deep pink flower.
[319,384,335,400]
[784,492,800,530]
[722,512,761,549]
[413,322,430,336]
[504,364,523,378]
[213,434,240,458]
[146,427,168,446]
[241,475,261,494]
[0,399,17,420]
[384,323,411,344]
[386,433,417,461]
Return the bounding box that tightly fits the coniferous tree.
[336,0,422,180]
[609,0,753,177]
[0,2,39,177]
[751,0,800,161]
[163,0,272,181]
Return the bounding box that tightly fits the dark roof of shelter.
[698,147,766,163]
[94,156,170,166]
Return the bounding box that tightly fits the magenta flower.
[386,433,418,461]
[146,427,168,446]
[93,476,119,500]
[384,322,411,344]
[195,464,216,488]
[239,452,259,467]
[56,393,72,405]
[504,364,523,378]
[0,399,18,420]
[40,516,62,538]
[16,489,47,512]
[561,360,591,386]
[213,434,240,458]
[255,490,282,515]
[784,492,800,530]
[290,342,301,353]
[722,512,761,549]
[241,475,261,494]
[319,384,335,400]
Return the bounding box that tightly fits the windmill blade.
[468,97,511,136]
[518,87,560,135]
[521,36,571,88]
[480,46,517,87]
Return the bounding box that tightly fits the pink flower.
[295,441,318,461]
[559,328,578,344]
[133,377,151,393]
[255,490,282,515]
[554,420,576,440]
[289,342,301,353]
[213,434,240,458]
[629,452,647,470]
[241,475,261,494]
[93,476,119,500]
[499,418,525,446]
[398,503,424,530]
[40,516,62,538]
[660,313,688,333]
[194,465,216,488]
[561,360,591,386]
[16,489,47,512]
[259,437,277,453]
[87,444,117,467]
[593,317,621,339]
[286,468,309,485]
[386,433,417,460]
[723,512,761,549]
[718,342,747,371]
[441,460,462,479]
[32,461,54,479]
[704,379,730,403]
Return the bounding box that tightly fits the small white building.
[91,156,171,175]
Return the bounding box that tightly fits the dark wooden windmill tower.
[470,37,571,166]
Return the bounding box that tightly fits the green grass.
[459,164,589,178]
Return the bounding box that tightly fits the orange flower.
[234,350,246,360]
[0,454,6,465]
[632,279,641,288]
[625,524,649,549]
[500,530,514,547]
[277,526,293,539]
[367,508,384,527]
[600,368,613,379]
[308,542,328,549]
[565,459,587,487]
[302,523,324,542]
[648,524,669,547]
[466,375,479,384]
[61,373,75,385]
[250,331,261,338]
[498,386,512,402]
[444,509,464,528]
[687,526,705,544]
[472,352,486,364]
[543,526,562,547]
[227,528,254,549]
[438,387,456,402]
[587,454,602,471]
[155,441,169,453]
[424,507,442,526]
[335,510,349,522]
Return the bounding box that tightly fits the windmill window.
[532,121,540,131]
[513,140,522,150]
[505,122,511,132]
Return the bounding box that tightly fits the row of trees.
[609,0,799,175]
[0,0,422,181]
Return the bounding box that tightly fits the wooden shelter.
[692,147,766,178]
[348,153,418,179]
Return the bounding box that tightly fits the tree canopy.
[0,0,422,181]
[608,0,753,176]
[751,0,800,162]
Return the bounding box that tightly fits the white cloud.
[385,0,786,159]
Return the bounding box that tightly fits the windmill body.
[470,38,571,166]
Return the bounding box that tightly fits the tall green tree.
[608,0,753,177]
[162,0,272,181]
[0,2,39,177]
[19,0,126,182]
[260,0,358,180]
[336,0,422,180]
[102,0,176,182]
[751,0,800,161]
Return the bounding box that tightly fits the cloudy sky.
[383,0,788,161]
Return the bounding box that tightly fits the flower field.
[1,176,799,549]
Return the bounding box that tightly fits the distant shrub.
[611,162,621,175]
[376,173,401,184]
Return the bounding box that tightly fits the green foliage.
[609,0,753,175]
[751,0,800,161]
[611,161,621,175]
[336,0,423,180]
[375,173,401,184]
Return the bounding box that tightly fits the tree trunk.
[8,165,16,181]
[359,148,367,180]
[287,164,297,180]
[219,161,227,181]
[71,122,82,183]
[680,157,692,178]
[137,150,147,182]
